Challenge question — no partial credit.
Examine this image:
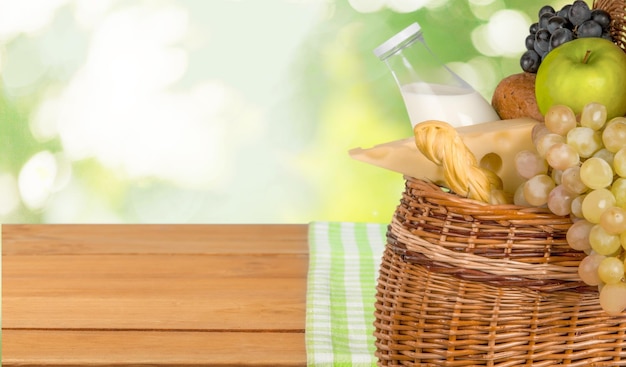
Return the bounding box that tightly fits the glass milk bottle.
[374,22,499,128]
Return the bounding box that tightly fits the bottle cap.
[373,22,422,60]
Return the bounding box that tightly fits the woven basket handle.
[413,120,503,203]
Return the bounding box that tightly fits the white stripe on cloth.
[305,222,387,367]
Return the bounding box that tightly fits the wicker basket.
[373,2,626,365]
[374,177,626,366]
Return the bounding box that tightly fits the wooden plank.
[3,254,308,279]
[3,254,307,330]
[2,224,311,366]
[2,224,309,255]
[3,281,305,330]
[2,329,306,367]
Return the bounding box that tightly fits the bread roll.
[491,72,544,122]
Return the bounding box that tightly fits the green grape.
[602,118,626,153]
[578,253,605,286]
[614,147,626,178]
[598,256,625,284]
[612,178,626,207]
[523,174,555,207]
[600,206,626,235]
[571,194,585,219]
[532,123,550,146]
[513,183,530,206]
[580,157,613,189]
[590,224,622,255]
[561,166,588,194]
[547,184,574,216]
[545,104,577,135]
[536,133,565,157]
[593,148,615,166]
[600,282,626,315]
[514,150,548,179]
[582,188,616,223]
[531,102,626,315]
[545,142,580,170]
[580,102,608,131]
[567,219,594,251]
[567,126,604,158]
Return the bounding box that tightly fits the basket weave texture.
[373,177,626,366]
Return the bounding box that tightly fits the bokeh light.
[471,9,530,57]
[0,173,19,216]
[18,151,58,210]
[0,0,69,42]
[0,0,569,223]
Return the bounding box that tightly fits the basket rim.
[388,177,590,291]
[402,176,571,219]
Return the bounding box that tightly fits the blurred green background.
[0,0,577,224]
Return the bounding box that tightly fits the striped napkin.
[305,221,387,367]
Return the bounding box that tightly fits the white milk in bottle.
[400,82,500,128]
[374,22,499,128]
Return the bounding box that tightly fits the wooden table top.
[2,224,309,366]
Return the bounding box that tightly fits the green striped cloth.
[305,221,387,367]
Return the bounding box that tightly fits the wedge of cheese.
[349,118,539,194]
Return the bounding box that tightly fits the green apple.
[535,37,626,119]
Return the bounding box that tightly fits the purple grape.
[539,5,555,17]
[557,4,572,20]
[591,9,611,30]
[530,22,539,34]
[547,16,571,34]
[534,29,551,54]
[521,50,541,73]
[568,0,591,26]
[525,34,535,50]
[550,28,574,50]
[577,20,603,38]
[539,12,553,29]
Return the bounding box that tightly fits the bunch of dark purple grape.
[521,1,612,73]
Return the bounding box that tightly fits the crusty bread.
[491,72,544,122]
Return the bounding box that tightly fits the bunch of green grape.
[514,102,626,315]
